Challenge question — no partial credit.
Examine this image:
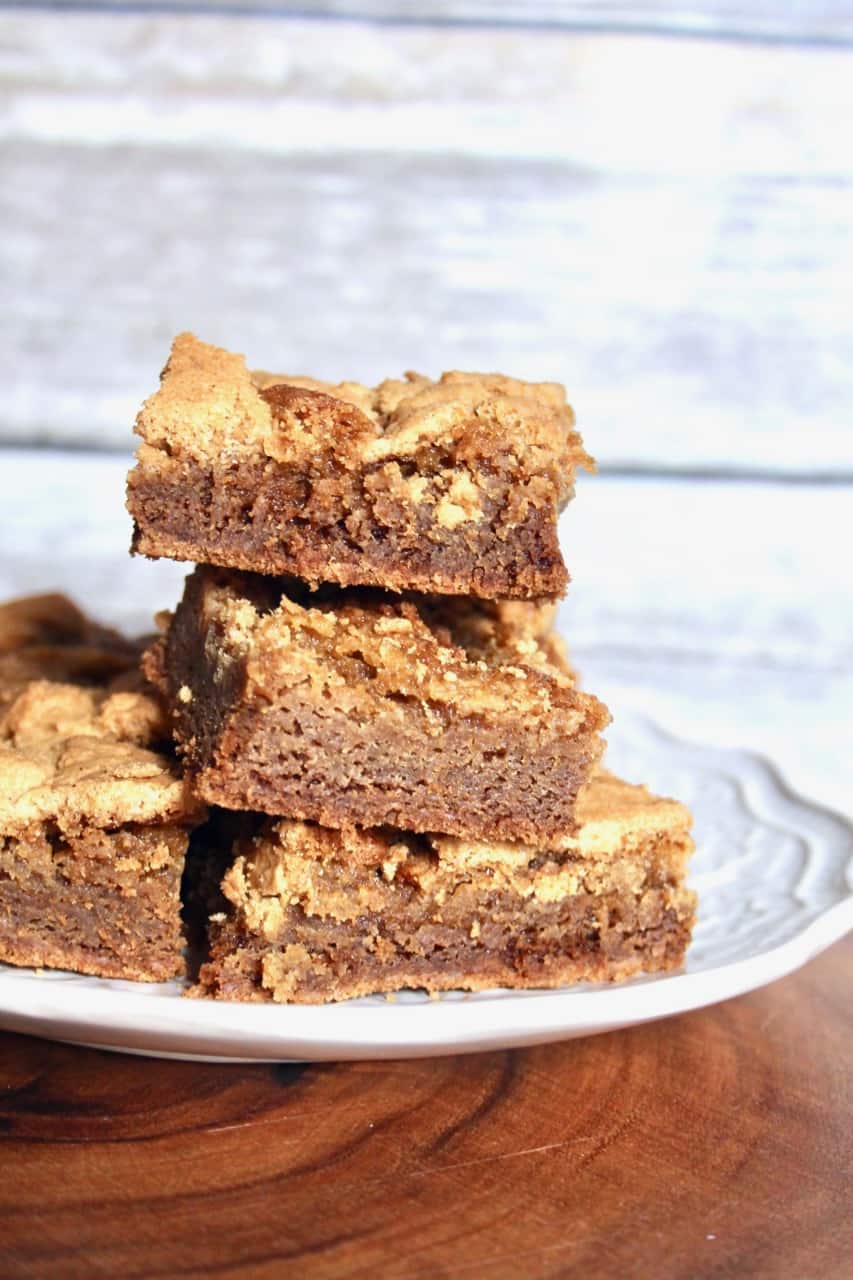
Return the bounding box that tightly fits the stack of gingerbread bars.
[0,334,696,1001]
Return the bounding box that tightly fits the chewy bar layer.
[127,333,593,599]
[194,771,696,1003]
[0,596,201,982]
[151,566,609,842]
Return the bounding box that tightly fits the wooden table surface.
[1,937,849,1280]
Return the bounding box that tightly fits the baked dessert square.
[148,566,609,843]
[193,771,696,1003]
[127,333,592,599]
[0,591,139,708]
[0,595,201,982]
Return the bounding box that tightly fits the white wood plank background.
[2,11,852,470]
[36,2,853,44]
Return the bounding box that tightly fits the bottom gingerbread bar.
[194,772,696,1003]
[1,822,191,981]
[0,593,202,982]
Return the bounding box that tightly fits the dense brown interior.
[194,691,601,841]
[0,823,187,981]
[129,455,569,599]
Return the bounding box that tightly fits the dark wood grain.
[0,940,850,1280]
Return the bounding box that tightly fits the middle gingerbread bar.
[149,567,610,843]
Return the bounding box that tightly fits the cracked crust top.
[0,595,199,834]
[0,680,196,833]
[133,332,593,505]
[168,567,603,730]
[220,770,694,936]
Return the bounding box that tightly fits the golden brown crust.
[0,680,193,833]
[227,770,692,907]
[197,770,695,1003]
[191,569,585,724]
[0,595,203,983]
[137,332,591,482]
[0,595,199,835]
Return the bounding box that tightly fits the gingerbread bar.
[194,771,696,1003]
[0,595,201,982]
[0,592,139,708]
[149,567,609,843]
[127,333,592,599]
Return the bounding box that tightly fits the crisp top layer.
[134,333,592,500]
[0,680,192,829]
[0,595,196,833]
[185,566,602,727]
[0,679,193,832]
[220,771,694,934]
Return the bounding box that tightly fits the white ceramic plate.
[1,714,850,1061]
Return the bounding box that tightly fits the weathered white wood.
[558,476,853,670]
[570,648,853,820]
[0,449,849,811]
[39,2,853,44]
[6,15,851,173]
[2,13,852,470]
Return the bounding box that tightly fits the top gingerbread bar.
[127,333,593,599]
